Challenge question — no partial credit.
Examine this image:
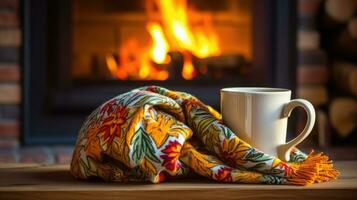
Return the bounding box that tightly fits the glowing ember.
[182,55,196,80]
[107,0,221,80]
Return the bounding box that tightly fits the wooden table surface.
[0,161,356,200]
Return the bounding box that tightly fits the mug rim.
[221,87,291,94]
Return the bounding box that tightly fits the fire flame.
[147,23,170,64]
[106,0,221,80]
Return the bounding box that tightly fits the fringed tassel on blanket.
[288,151,340,185]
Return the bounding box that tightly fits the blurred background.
[0,0,356,164]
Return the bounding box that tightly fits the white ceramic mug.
[220,87,315,162]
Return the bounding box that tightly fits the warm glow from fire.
[106,0,221,80]
[147,23,170,64]
[158,0,220,58]
[106,54,119,77]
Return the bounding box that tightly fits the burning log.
[167,52,184,80]
[91,54,112,79]
[105,50,248,81]
[153,53,248,80]
[193,54,247,79]
[147,51,185,80]
[195,54,245,69]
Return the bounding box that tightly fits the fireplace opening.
[71,0,252,82]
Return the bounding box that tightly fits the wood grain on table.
[0,161,356,200]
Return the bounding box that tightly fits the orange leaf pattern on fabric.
[160,140,182,172]
[214,166,233,182]
[98,105,128,151]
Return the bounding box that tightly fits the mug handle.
[277,99,316,162]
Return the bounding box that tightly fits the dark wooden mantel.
[0,161,356,200]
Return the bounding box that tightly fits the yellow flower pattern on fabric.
[220,138,251,167]
[70,86,339,185]
[145,112,178,148]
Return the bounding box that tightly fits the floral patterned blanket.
[70,86,339,185]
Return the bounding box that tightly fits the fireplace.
[22,0,297,144]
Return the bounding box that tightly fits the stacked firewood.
[319,0,357,146]
[296,0,330,148]
[0,0,21,151]
[296,0,357,148]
